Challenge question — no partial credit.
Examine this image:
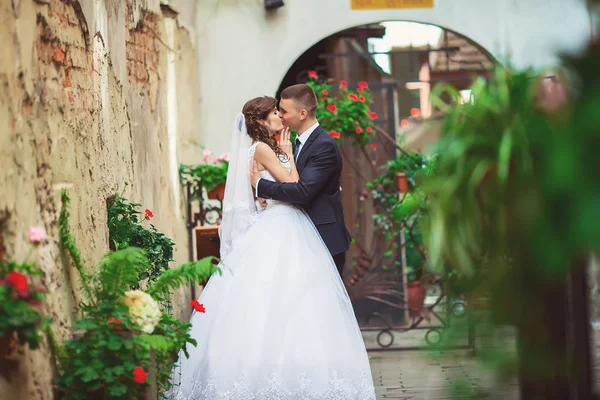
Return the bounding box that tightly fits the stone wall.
[0,1,199,398]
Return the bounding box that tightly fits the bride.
[169,96,376,400]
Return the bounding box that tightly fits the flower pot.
[396,173,409,193]
[407,281,427,317]
[207,183,225,200]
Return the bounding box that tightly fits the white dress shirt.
[255,123,320,198]
[294,122,320,161]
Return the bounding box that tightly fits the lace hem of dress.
[167,370,375,400]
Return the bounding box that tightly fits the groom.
[250,84,351,276]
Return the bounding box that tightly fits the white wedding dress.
[169,142,375,400]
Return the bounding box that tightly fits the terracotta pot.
[396,173,409,193]
[407,281,427,317]
[207,182,226,200]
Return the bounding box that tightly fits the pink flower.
[366,127,373,133]
[355,127,363,134]
[308,71,318,79]
[357,88,364,93]
[28,227,46,243]
[329,131,341,139]
[358,81,369,89]
[339,80,347,89]
[359,96,366,102]
[369,111,378,120]
[221,152,230,162]
[203,149,212,163]
[321,90,329,96]
[326,104,337,113]
[348,94,358,102]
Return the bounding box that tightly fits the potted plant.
[54,191,220,399]
[305,72,378,148]
[180,150,229,201]
[0,227,52,367]
[423,54,600,397]
[369,152,432,317]
[107,194,174,287]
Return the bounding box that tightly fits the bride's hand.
[279,127,292,157]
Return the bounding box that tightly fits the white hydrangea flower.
[120,290,161,334]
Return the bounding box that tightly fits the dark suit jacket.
[256,125,351,256]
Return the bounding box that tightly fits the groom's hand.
[249,160,261,188]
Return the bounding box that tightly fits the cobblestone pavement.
[364,327,519,399]
[368,349,518,399]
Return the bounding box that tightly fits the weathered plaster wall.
[0,0,199,398]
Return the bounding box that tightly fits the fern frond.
[136,334,173,351]
[98,247,149,300]
[147,257,220,299]
[59,190,94,303]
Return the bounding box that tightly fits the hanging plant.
[305,72,378,148]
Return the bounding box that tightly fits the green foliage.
[107,194,175,289]
[60,189,93,302]
[0,260,52,349]
[424,65,541,277]
[55,191,219,399]
[96,248,148,301]
[369,152,431,281]
[305,74,378,147]
[424,45,600,393]
[147,257,220,299]
[179,155,228,199]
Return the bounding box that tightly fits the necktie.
[294,138,301,160]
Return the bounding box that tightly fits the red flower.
[108,318,123,331]
[357,87,364,93]
[348,94,358,101]
[366,127,373,133]
[358,81,369,89]
[308,71,318,79]
[359,96,366,102]
[6,271,27,291]
[370,144,377,150]
[144,209,154,219]
[190,299,206,313]
[133,367,148,384]
[369,112,378,120]
[329,131,341,139]
[339,80,347,89]
[321,90,329,96]
[401,119,410,128]
[410,107,421,117]
[355,127,363,134]
[326,104,337,113]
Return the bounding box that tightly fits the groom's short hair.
[280,84,318,117]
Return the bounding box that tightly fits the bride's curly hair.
[242,96,286,159]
